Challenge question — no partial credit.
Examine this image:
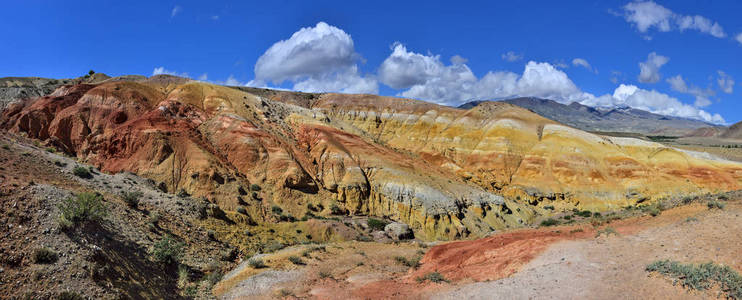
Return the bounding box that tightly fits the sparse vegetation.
[318,270,332,279]
[288,256,304,265]
[330,203,344,215]
[120,191,142,208]
[1,144,9,150]
[367,218,389,231]
[248,257,267,269]
[250,183,261,191]
[707,200,726,210]
[271,205,283,215]
[72,166,92,179]
[236,206,247,214]
[646,260,742,299]
[540,218,559,227]
[151,235,184,265]
[595,227,618,238]
[575,210,592,218]
[58,192,107,229]
[416,271,449,283]
[543,205,555,210]
[32,247,58,264]
[395,256,421,268]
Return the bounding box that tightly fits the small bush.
[220,248,238,261]
[416,272,449,283]
[236,206,247,214]
[205,270,223,285]
[707,201,726,210]
[176,189,189,198]
[575,210,592,218]
[177,265,190,288]
[540,218,559,227]
[595,227,618,238]
[367,218,389,231]
[151,235,184,265]
[33,248,58,264]
[149,212,161,225]
[543,205,555,210]
[121,191,142,208]
[72,166,92,179]
[318,270,332,279]
[562,215,572,220]
[207,230,216,240]
[355,235,373,242]
[569,228,584,234]
[250,183,261,191]
[271,205,283,215]
[394,256,420,268]
[330,203,344,215]
[646,260,742,299]
[288,256,304,265]
[717,194,729,201]
[58,192,107,229]
[248,257,267,268]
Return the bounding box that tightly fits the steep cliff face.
[3,78,741,240]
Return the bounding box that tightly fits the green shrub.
[151,235,184,265]
[58,192,107,229]
[367,218,389,231]
[120,191,143,208]
[394,256,421,268]
[543,205,555,210]
[646,260,742,299]
[540,218,559,227]
[250,183,261,191]
[416,272,449,283]
[707,201,726,210]
[718,194,729,201]
[248,257,267,268]
[72,166,92,179]
[575,210,592,217]
[288,256,304,265]
[236,206,247,214]
[205,270,223,285]
[330,203,344,215]
[33,247,58,264]
[271,205,283,215]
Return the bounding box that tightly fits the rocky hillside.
[461,97,717,136]
[0,73,111,111]
[2,77,741,242]
[720,120,742,139]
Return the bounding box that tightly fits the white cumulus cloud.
[501,51,523,62]
[737,33,742,45]
[378,44,593,106]
[717,71,734,94]
[665,74,714,107]
[249,22,377,94]
[622,1,726,38]
[638,52,669,83]
[580,84,724,124]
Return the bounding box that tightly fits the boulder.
[384,222,414,240]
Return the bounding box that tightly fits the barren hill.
[461,97,718,136]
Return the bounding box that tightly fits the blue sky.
[1,1,740,124]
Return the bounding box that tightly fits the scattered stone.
[384,222,414,240]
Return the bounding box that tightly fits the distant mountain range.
[459,97,720,136]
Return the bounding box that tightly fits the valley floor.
[222,197,742,299]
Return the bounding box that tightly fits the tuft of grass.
[707,201,726,210]
[394,256,421,268]
[248,257,267,269]
[416,272,449,283]
[595,227,618,238]
[367,218,389,231]
[685,217,699,223]
[58,192,107,229]
[540,218,559,227]
[120,191,142,208]
[543,205,555,210]
[646,260,742,299]
[569,228,584,234]
[288,256,304,265]
[151,235,184,265]
[72,166,92,179]
[33,247,58,264]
